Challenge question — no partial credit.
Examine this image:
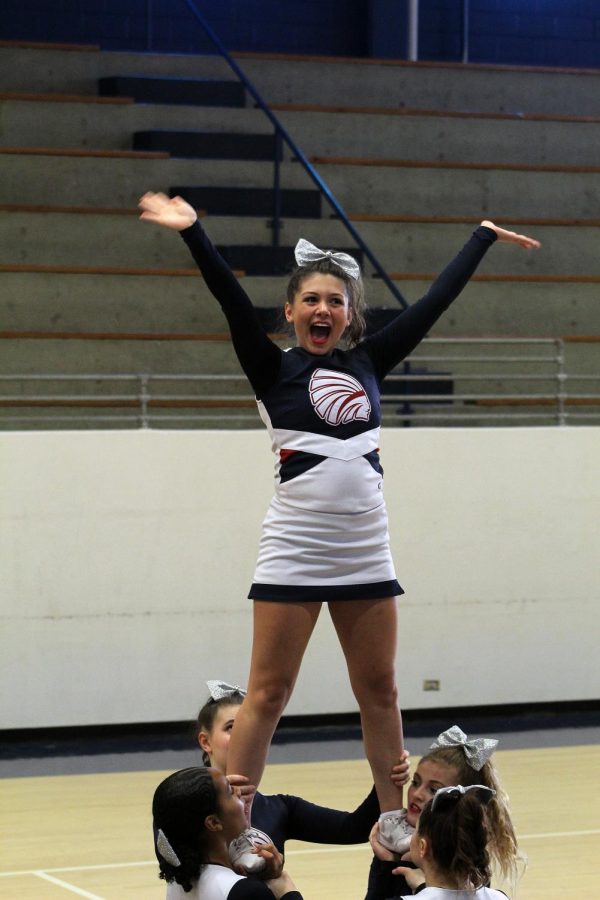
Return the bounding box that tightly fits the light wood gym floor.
[1,733,599,899]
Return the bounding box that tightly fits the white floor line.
[34,871,106,899]
[2,827,598,879]
[1,861,154,877]
[519,828,600,840]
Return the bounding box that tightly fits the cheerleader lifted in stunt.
[139,191,539,858]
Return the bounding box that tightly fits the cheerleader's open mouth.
[310,323,331,345]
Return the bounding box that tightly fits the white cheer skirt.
[248,496,403,602]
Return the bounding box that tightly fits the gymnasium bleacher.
[1,42,599,428]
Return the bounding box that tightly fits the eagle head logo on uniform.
[309,368,371,426]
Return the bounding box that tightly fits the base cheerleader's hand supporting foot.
[229,829,280,876]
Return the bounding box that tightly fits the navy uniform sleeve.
[228,880,302,899]
[364,857,417,900]
[277,786,380,845]
[362,226,498,380]
[180,221,282,396]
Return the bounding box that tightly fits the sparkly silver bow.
[156,828,181,867]
[206,679,247,701]
[294,238,361,280]
[429,725,498,771]
[430,783,496,812]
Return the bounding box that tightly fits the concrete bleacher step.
[0,401,263,431]
[0,415,262,433]
[3,150,599,219]
[4,45,600,118]
[0,270,234,332]
[317,161,600,220]
[1,206,598,340]
[133,129,282,161]
[235,55,600,118]
[0,153,309,208]
[0,334,246,375]
[98,76,245,107]
[2,267,598,338]
[4,327,594,365]
[4,209,600,277]
[312,155,600,174]
[0,46,231,95]
[284,106,600,167]
[0,96,274,151]
[5,94,600,167]
[0,145,168,160]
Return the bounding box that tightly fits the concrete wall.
[1,426,598,729]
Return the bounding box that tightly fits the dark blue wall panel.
[0,0,599,68]
[465,0,600,67]
[0,1,369,56]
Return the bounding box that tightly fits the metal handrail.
[1,337,599,428]
[180,0,408,308]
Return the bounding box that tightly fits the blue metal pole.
[181,0,408,308]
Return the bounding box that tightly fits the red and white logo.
[309,368,371,426]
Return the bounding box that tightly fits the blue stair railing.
[181,0,408,309]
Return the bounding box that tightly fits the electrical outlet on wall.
[423,679,440,691]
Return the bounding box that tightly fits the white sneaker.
[228,827,272,873]
[378,808,415,854]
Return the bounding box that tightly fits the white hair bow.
[430,725,498,771]
[430,783,496,812]
[156,828,181,867]
[206,679,247,701]
[294,238,361,280]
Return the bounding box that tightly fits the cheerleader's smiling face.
[405,759,460,827]
[285,273,352,355]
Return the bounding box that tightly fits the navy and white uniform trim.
[399,888,508,900]
[165,863,302,899]
[252,784,380,851]
[181,222,497,602]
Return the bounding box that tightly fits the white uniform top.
[166,864,243,899]
[401,887,507,900]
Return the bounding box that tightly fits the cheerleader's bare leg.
[328,597,404,812]
[226,599,322,800]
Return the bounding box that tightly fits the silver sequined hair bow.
[206,679,247,701]
[156,828,181,868]
[429,725,498,771]
[294,238,361,281]
[430,783,496,812]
